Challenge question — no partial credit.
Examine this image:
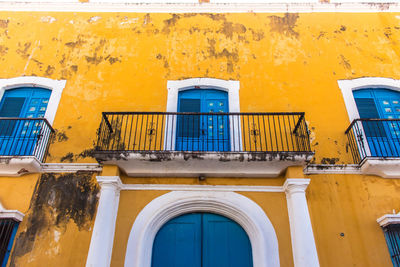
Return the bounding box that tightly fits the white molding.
[41,163,102,173]
[377,214,400,227]
[0,76,66,125]
[86,176,122,267]
[0,2,399,13]
[338,77,400,123]
[360,158,400,178]
[122,183,284,192]
[283,178,320,267]
[166,78,241,151]
[304,164,361,175]
[0,201,24,221]
[0,160,102,177]
[125,190,280,267]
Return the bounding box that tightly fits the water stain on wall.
[9,172,99,266]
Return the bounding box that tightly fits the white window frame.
[166,78,241,151]
[338,77,400,159]
[0,76,66,125]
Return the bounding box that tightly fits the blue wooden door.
[176,89,230,151]
[354,89,400,157]
[0,88,51,156]
[151,213,253,267]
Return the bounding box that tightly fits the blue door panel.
[354,89,400,157]
[0,87,51,156]
[176,89,230,151]
[152,213,202,267]
[202,213,253,267]
[152,213,253,267]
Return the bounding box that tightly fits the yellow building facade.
[0,2,400,267]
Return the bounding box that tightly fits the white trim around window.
[124,190,280,267]
[166,78,241,151]
[338,77,400,122]
[0,76,66,125]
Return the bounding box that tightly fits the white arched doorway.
[124,191,280,267]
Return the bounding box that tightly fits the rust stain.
[219,21,246,39]
[16,42,31,58]
[162,14,181,34]
[339,54,351,70]
[0,19,9,28]
[45,65,55,76]
[250,28,265,41]
[0,45,8,56]
[269,13,299,38]
[85,53,103,65]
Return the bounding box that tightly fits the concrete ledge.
[0,156,42,176]
[94,151,314,177]
[360,158,400,178]
[0,156,102,176]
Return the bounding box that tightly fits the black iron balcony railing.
[96,112,311,153]
[0,118,54,162]
[346,118,400,164]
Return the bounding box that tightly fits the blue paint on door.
[0,87,51,156]
[354,88,400,157]
[176,89,230,151]
[151,213,253,267]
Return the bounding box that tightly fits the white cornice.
[304,164,361,175]
[377,214,400,227]
[122,183,284,192]
[41,163,102,173]
[0,2,399,13]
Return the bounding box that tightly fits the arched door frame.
[124,190,280,267]
[165,78,241,151]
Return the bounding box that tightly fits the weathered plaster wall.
[0,173,39,213]
[0,12,399,164]
[307,174,400,267]
[1,11,400,267]
[8,172,99,267]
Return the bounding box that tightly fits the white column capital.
[283,178,310,195]
[96,176,123,190]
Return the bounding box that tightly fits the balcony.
[0,117,54,176]
[346,118,400,178]
[94,112,314,177]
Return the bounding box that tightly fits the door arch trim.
[124,190,280,267]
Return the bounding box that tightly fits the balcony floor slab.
[94,151,314,178]
[360,158,400,178]
[0,156,42,176]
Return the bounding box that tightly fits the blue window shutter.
[354,98,379,119]
[0,97,25,117]
[178,99,201,138]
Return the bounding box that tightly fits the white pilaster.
[283,178,319,267]
[86,176,122,267]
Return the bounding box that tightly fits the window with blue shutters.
[0,87,51,156]
[353,88,400,157]
[176,89,230,151]
[0,218,19,267]
[383,224,400,267]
